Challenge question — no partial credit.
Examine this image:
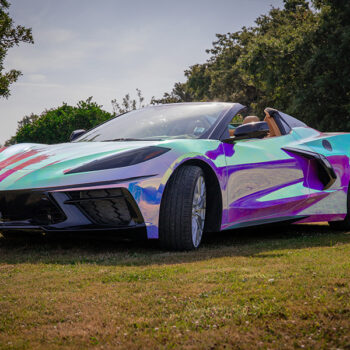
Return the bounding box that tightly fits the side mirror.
[223,121,269,143]
[70,129,86,142]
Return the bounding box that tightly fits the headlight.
[66,146,171,174]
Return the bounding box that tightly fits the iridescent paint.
[0,118,349,239]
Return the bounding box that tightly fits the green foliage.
[7,90,151,145]
[151,82,192,104]
[240,0,350,130]
[156,0,350,130]
[7,0,350,146]
[7,97,113,145]
[0,0,33,98]
[289,0,350,130]
[238,0,319,115]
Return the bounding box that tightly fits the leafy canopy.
[155,0,350,131]
[0,0,33,98]
[7,0,350,146]
[7,98,113,145]
[7,90,147,145]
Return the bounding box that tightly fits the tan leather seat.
[263,110,281,137]
[229,116,260,137]
[242,116,260,124]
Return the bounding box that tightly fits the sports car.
[0,102,349,250]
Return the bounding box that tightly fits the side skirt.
[222,216,308,231]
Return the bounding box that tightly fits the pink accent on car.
[0,155,49,182]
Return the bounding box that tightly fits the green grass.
[0,224,350,349]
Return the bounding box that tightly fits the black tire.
[159,165,206,250]
[329,186,350,230]
[329,216,350,230]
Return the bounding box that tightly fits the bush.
[7,97,113,145]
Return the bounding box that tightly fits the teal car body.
[0,102,349,244]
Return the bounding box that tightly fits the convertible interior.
[229,108,287,138]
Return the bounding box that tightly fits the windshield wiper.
[102,138,162,142]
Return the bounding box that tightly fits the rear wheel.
[329,186,350,230]
[159,165,206,250]
[329,216,350,230]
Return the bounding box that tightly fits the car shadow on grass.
[0,223,349,266]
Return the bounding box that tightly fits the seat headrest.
[263,110,281,137]
[242,116,260,124]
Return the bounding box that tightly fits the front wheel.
[159,165,206,250]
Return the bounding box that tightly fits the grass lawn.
[0,223,350,349]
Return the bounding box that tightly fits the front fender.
[150,142,227,235]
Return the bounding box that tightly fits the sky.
[0,0,284,145]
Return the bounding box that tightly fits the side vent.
[282,147,337,190]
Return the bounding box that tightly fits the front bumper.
[0,186,146,235]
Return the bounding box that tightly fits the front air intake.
[0,191,66,225]
[64,188,144,226]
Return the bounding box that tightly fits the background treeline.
[6,92,146,145]
[6,0,350,145]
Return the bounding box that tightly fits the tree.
[111,88,147,115]
[289,0,350,130]
[0,0,33,98]
[238,0,318,116]
[151,82,194,104]
[7,90,152,145]
[7,0,350,146]
[155,0,350,130]
[240,0,350,130]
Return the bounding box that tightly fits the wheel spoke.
[192,216,198,237]
[196,216,202,232]
[193,216,200,245]
[192,175,206,248]
[200,180,205,197]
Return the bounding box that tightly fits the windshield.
[76,103,232,142]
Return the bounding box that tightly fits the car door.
[222,132,311,229]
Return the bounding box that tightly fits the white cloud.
[5,42,100,73]
[41,28,76,43]
[26,73,47,83]
[16,82,63,88]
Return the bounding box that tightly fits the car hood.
[0,140,163,172]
